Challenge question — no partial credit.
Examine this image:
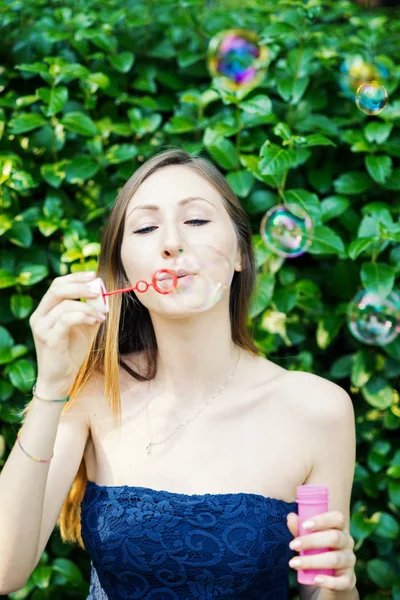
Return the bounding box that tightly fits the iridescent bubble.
[356,81,389,115]
[339,54,390,98]
[347,289,400,346]
[260,204,314,258]
[156,245,234,312]
[207,29,269,93]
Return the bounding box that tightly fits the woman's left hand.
[286,511,357,591]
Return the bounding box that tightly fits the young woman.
[0,149,358,599]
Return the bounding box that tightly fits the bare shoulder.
[280,369,354,424]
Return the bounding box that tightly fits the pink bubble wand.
[86,269,178,313]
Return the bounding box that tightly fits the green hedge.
[0,0,399,598]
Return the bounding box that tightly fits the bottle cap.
[296,485,329,504]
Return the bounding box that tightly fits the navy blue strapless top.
[80,481,298,599]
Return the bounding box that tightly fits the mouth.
[157,269,195,282]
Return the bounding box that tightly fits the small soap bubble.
[164,245,234,312]
[260,204,314,258]
[347,290,400,345]
[355,81,389,115]
[207,29,269,93]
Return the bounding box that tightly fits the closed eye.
[134,219,210,234]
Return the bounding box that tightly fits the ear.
[234,252,244,272]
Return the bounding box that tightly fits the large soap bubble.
[260,204,314,258]
[207,29,269,93]
[347,289,400,345]
[156,245,234,313]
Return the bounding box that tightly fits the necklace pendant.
[146,442,152,455]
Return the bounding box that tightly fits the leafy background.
[0,0,399,597]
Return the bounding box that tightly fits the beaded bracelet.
[17,431,54,463]
[32,384,70,403]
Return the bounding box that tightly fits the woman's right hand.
[29,271,108,393]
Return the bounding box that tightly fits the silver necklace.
[145,348,240,455]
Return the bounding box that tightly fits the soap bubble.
[207,29,269,93]
[156,245,234,312]
[347,289,400,345]
[355,81,389,115]
[260,204,314,258]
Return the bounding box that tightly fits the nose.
[162,247,184,258]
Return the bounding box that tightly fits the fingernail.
[302,520,315,530]
[289,540,301,550]
[289,558,301,568]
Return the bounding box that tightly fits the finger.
[46,309,103,345]
[313,570,356,591]
[286,513,299,538]
[300,510,345,533]
[289,529,349,551]
[289,549,356,571]
[33,272,98,319]
[44,299,107,330]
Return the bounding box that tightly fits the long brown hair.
[22,147,260,549]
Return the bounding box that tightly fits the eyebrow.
[126,196,216,219]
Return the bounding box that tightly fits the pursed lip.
[157,269,195,281]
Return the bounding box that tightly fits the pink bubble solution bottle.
[296,485,334,585]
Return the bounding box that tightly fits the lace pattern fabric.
[81,481,298,599]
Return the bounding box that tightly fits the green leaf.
[0,269,17,289]
[347,237,377,260]
[203,129,238,170]
[258,145,293,175]
[6,358,36,393]
[61,112,98,136]
[365,155,393,185]
[65,156,100,183]
[9,113,47,135]
[164,116,196,134]
[383,168,400,190]
[108,51,135,73]
[333,171,372,195]
[240,95,272,117]
[31,565,52,589]
[367,558,399,589]
[226,170,255,198]
[10,294,34,319]
[36,86,68,116]
[305,134,336,148]
[282,189,321,224]
[364,121,393,144]
[361,262,395,297]
[8,222,32,248]
[104,144,138,164]
[374,512,400,540]
[351,351,376,387]
[0,326,13,350]
[308,226,345,255]
[362,376,394,410]
[51,558,83,585]
[321,195,350,222]
[40,161,67,188]
[316,315,344,349]
[249,273,275,319]
[330,355,353,379]
[277,75,309,104]
[18,264,49,286]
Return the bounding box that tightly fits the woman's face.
[120,165,242,316]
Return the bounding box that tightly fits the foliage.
[0,0,399,597]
